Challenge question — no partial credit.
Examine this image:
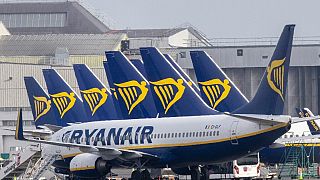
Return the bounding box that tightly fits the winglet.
[15,108,26,140]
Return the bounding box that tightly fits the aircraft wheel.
[141,169,151,180]
[191,168,201,180]
[131,169,142,180]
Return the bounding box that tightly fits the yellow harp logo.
[150,78,185,114]
[198,79,231,109]
[81,88,108,116]
[114,80,148,114]
[110,88,118,100]
[267,58,285,101]
[33,96,51,121]
[50,92,76,118]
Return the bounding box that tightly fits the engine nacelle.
[70,153,111,178]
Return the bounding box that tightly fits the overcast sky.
[84,0,320,39]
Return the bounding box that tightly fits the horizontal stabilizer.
[291,116,320,124]
[225,112,291,124]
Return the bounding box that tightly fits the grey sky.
[85,0,320,39]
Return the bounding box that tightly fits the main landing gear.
[190,166,210,180]
[131,169,151,180]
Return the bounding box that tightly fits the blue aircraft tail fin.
[15,109,26,140]
[190,51,248,112]
[295,107,304,118]
[164,54,200,95]
[103,61,123,119]
[295,107,320,135]
[105,51,158,119]
[234,25,295,115]
[43,69,88,123]
[131,59,147,77]
[24,77,58,127]
[73,64,119,120]
[140,47,218,117]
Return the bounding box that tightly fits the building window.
[237,49,243,56]
[262,55,268,59]
[0,13,67,28]
[3,120,34,126]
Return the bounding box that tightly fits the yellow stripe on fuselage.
[121,122,288,150]
[61,122,288,159]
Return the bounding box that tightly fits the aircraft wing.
[14,109,158,161]
[3,128,52,136]
[274,134,320,144]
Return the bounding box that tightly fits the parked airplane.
[15,25,297,180]
[190,50,248,112]
[131,59,148,77]
[259,108,320,163]
[73,64,119,120]
[103,61,124,119]
[163,54,200,95]
[104,51,158,119]
[24,77,58,127]
[296,108,320,135]
[43,69,89,123]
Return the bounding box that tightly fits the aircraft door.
[230,121,239,145]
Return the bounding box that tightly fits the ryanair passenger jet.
[15,25,302,180]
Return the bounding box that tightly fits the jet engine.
[70,153,111,178]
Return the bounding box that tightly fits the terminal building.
[0,0,319,178]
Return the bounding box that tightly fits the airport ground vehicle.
[233,153,260,179]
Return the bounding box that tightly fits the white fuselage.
[42,114,290,167]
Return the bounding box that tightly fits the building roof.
[0,1,109,34]
[112,28,187,38]
[109,26,212,46]
[0,33,126,56]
